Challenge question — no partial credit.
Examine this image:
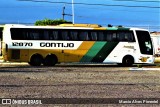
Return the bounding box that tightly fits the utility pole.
[62,4,65,20]
[62,4,73,21]
[62,0,75,24]
[72,0,75,24]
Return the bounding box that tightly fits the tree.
[35,18,72,26]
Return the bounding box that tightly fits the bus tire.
[29,54,43,66]
[43,54,58,66]
[122,55,134,67]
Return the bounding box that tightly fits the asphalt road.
[0,63,160,107]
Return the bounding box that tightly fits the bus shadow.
[0,63,156,72]
[55,63,155,68]
[55,64,124,68]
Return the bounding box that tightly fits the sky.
[0,0,160,31]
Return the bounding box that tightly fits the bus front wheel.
[43,54,58,66]
[29,54,43,66]
[122,55,134,66]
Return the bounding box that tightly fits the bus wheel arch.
[43,54,58,66]
[122,55,134,66]
[29,54,43,66]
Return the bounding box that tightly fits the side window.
[22,30,31,40]
[24,29,44,40]
[106,32,113,41]
[117,32,126,41]
[50,31,59,40]
[98,32,105,41]
[126,32,135,42]
[30,31,40,40]
[117,31,135,42]
[70,31,78,40]
[105,31,135,42]
[43,30,49,40]
[79,31,89,41]
[112,33,117,41]
[61,31,69,40]
[90,32,97,41]
[11,28,25,40]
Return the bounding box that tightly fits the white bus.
[1,24,154,66]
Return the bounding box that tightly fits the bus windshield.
[136,31,153,55]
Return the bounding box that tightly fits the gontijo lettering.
[40,42,74,48]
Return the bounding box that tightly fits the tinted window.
[50,31,59,40]
[90,32,98,41]
[117,31,135,42]
[97,32,105,41]
[61,31,69,40]
[79,31,89,41]
[70,31,78,40]
[10,28,135,42]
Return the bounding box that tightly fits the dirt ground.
[0,63,160,107]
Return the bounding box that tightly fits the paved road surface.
[0,63,159,107]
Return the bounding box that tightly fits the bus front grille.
[11,49,20,59]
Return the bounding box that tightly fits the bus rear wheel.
[122,55,134,67]
[43,55,58,66]
[29,54,43,66]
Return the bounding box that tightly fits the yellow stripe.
[78,41,95,50]
[75,41,95,61]
[93,28,106,30]
[64,41,95,62]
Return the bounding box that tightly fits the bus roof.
[58,24,101,28]
[3,24,148,31]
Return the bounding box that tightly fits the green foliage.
[35,19,72,26]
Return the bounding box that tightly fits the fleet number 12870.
[12,42,33,47]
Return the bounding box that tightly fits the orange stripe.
[75,41,95,61]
